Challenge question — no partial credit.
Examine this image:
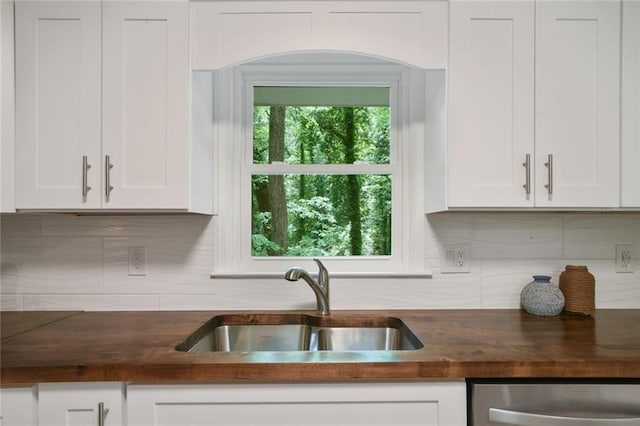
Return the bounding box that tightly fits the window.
[213,55,428,276]
[252,86,392,257]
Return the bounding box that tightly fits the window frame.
[212,60,427,277]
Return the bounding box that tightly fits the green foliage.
[252,234,283,256]
[252,104,391,257]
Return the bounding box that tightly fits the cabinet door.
[38,382,124,426]
[448,1,535,208]
[102,1,189,209]
[1,0,16,213]
[15,1,101,209]
[622,0,640,207]
[0,387,37,426]
[128,382,467,426]
[535,1,621,208]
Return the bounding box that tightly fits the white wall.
[1,213,638,311]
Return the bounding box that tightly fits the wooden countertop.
[1,309,639,384]
[0,311,80,341]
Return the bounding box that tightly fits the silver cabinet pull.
[97,402,109,426]
[105,155,114,201]
[82,155,92,201]
[490,407,640,426]
[544,153,553,195]
[522,153,531,195]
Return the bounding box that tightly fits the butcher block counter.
[1,309,639,384]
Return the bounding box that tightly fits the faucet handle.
[313,258,329,290]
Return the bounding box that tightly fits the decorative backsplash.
[1,213,639,311]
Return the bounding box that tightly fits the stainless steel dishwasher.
[468,379,640,426]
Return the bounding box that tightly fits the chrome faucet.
[284,258,330,316]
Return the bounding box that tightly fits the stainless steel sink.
[189,324,313,352]
[175,314,423,353]
[315,326,413,351]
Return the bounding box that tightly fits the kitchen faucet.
[284,258,330,316]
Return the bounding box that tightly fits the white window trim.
[211,60,428,278]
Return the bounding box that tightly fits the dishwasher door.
[469,380,640,426]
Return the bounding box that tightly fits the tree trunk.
[296,136,307,244]
[344,108,362,255]
[268,106,288,255]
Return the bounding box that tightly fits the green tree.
[252,103,391,257]
[344,108,362,255]
[268,106,287,255]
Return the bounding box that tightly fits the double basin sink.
[176,313,423,353]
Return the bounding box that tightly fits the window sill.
[210,272,432,279]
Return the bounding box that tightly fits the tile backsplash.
[1,213,639,311]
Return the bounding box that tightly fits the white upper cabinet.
[102,1,189,209]
[535,0,621,208]
[448,0,535,208]
[622,0,640,207]
[15,1,102,209]
[446,0,621,210]
[191,1,448,70]
[1,0,16,213]
[14,0,204,212]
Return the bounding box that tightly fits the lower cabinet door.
[0,387,37,426]
[38,382,124,426]
[127,382,466,426]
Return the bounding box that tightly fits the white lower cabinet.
[1,381,466,425]
[0,386,37,426]
[127,382,467,426]
[38,382,124,426]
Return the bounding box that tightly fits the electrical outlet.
[615,243,635,273]
[442,244,470,273]
[128,247,146,276]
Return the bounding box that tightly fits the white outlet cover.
[441,244,470,273]
[128,247,147,276]
[615,243,635,273]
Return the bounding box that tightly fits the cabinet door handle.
[522,154,531,195]
[105,155,114,201]
[544,154,553,195]
[98,402,109,426]
[490,407,640,426]
[82,155,92,201]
